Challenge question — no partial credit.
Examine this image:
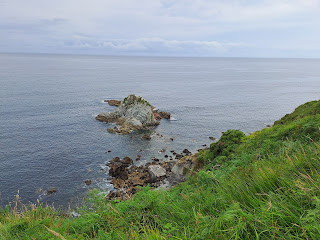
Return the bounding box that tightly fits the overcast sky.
[1,0,320,57]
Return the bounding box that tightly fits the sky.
[1,0,320,58]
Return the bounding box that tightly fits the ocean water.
[1,53,320,208]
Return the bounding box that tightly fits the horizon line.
[1,51,320,60]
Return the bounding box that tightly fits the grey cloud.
[63,37,245,56]
[0,0,319,57]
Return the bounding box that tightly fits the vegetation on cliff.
[1,100,320,239]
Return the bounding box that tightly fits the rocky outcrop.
[97,94,161,134]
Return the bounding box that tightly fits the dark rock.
[109,163,128,179]
[182,149,191,154]
[159,112,171,119]
[106,157,121,166]
[175,154,184,159]
[142,134,151,140]
[266,125,271,127]
[47,188,57,195]
[209,137,216,141]
[121,156,133,166]
[152,158,160,162]
[84,180,92,185]
[170,138,174,141]
[164,155,168,158]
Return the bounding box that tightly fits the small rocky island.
[96,94,170,134]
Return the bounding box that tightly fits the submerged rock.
[47,188,58,195]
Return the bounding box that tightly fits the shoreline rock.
[106,149,202,200]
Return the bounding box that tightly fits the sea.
[1,53,320,208]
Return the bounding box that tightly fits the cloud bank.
[0,0,319,57]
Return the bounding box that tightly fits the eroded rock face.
[96,94,159,134]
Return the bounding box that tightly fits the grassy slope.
[1,100,320,239]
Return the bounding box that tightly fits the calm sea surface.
[1,53,320,208]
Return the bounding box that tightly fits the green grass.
[1,100,320,239]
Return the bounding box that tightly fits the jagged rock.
[121,156,133,166]
[104,99,121,106]
[148,165,166,180]
[109,163,128,179]
[153,112,162,120]
[159,112,171,119]
[97,95,159,134]
[127,172,150,186]
[112,178,126,188]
